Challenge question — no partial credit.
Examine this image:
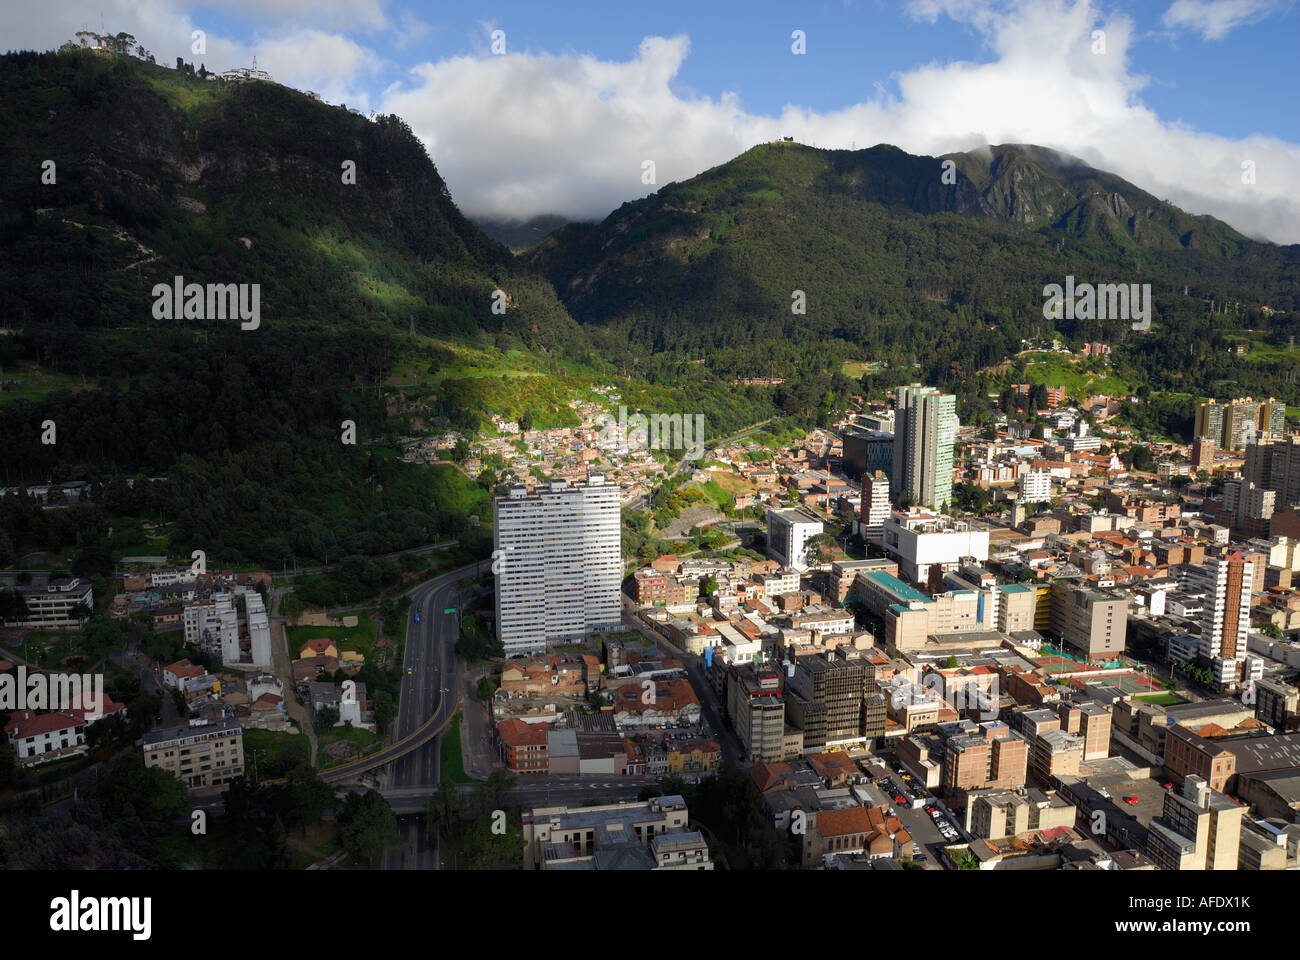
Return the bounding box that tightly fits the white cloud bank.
[381,0,1300,244]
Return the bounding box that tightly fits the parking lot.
[860,755,963,868]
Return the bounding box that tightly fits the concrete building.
[1145,775,1244,870]
[141,716,244,790]
[1029,728,1084,782]
[1255,677,1300,732]
[1049,582,1128,661]
[783,653,885,753]
[493,476,622,655]
[967,788,1076,840]
[242,591,272,669]
[1018,471,1052,504]
[859,470,891,543]
[892,385,957,510]
[521,794,711,870]
[0,577,93,630]
[881,510,990,584]
[725,663,787,762]
[766,506,824,572]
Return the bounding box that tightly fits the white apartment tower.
[494,476,622,655]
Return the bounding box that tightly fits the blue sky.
[11,0,1300,240]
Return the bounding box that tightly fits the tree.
[337,789,399,866]
[313,705,339,732]
[286,765,336,833]
[804,532,837,566]
[425,778,459,839]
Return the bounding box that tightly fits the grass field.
[1133,691,1188,706]
[1015,353,1132,399]
[0,364,96,407]
[286,610,380,660]
[439,713,479,784]
[317,723,381,768]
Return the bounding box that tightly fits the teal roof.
[998,583,1032,594]
[865,570,932,605]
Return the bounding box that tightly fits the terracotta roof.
[4,709,83,739]
[497,718,547,748]
[817,806,871,837]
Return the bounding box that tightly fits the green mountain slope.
[0,48,585,569]
[529,141,1299,401]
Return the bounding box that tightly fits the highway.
[378,561,487,870]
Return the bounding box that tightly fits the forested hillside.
[530,142,1300,412]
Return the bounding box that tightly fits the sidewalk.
[458,665,499,780]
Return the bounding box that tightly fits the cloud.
[383,0,1300,244]
[1161,0,1284,40]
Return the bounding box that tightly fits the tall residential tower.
[494,476,622,655]
[892,385,957,510]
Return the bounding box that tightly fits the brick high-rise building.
[1190,551,1252,688]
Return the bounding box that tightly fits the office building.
[766,506,824,572]
[892,385,957,510]
[141,716,244,790]
[784,653,885,753]
[725,664,787,762]
[881,510,989,584]
[1245,434,1300,509]
[494,477,622,655]
[840,428,894,483]
[1049,582,1128,661]
[1145,775,1244,870]
[1255,677,1300,732]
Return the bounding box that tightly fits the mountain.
[528,141,1299,401]
[0,48,586,569]
[472,213,577,252]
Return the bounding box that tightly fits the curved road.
[374,561,488,869]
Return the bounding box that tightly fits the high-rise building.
[1190,551,1252,688]
[1194,400,1225,446]
[725,663,786,762]
[1244,434,1300,509]
[892,385,957,510]
[1191,437,1215,475]
[840,428,894,482]
[783,653,884,753]
[494,476,622,655]
[859,470,890,542]
[1018,471,1052,504]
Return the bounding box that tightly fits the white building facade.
[494,476,622,655]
